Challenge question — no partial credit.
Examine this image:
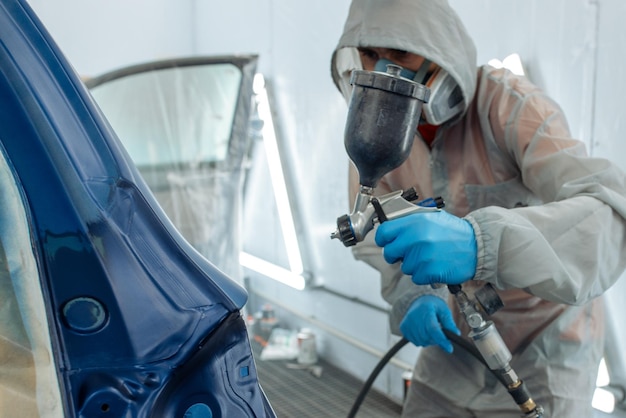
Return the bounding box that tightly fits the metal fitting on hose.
[507,379,543,416]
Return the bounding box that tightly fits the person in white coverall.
[331,0,626,416]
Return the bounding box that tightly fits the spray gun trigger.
[371,198,388,224]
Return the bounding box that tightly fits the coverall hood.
[331,0,478,123]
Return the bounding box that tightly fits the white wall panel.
[26,0,194,77]
[451,0,597,147]
[593,0,626,161]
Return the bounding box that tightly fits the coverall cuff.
[464,214,494,283]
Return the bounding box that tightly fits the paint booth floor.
[252,341,403,418]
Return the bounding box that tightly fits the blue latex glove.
[375,210,477,286]
[400,295,461,353]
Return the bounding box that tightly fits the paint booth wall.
[26,0,626,406]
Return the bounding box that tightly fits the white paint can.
[402,370,413,401]
[297,328,318,365]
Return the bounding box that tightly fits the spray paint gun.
[330,65,544,418]
[330,64,439,247]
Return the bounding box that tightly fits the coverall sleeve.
[467,87,626,305]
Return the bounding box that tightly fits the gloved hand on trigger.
[374,210,477,286]
[400,295,461,353]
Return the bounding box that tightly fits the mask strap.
[413,59,432,84]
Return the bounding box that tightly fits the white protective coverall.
[331,0,626,416]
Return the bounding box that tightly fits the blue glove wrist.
[375,210,477,286]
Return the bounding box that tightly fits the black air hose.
[346,330,505,418]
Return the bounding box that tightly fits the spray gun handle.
[372,189,445,223]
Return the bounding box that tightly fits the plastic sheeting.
[0,149,64,417]
[87,57,258,286]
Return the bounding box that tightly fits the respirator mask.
[374,58,464,126]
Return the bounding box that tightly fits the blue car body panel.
[0,0,274,416]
